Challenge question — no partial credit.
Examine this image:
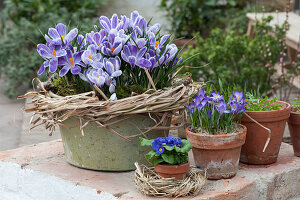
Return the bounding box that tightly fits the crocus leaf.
[139,137,154,146]
[162,153,175,165]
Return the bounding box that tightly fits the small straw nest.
[18,77,202,139]
[134,163,206,197]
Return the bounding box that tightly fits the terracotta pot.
[241,100,291,165]
[154,162,190,180]
[288,110,300,157]
[186,125,247,180]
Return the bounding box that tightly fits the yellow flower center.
[237,96,240,101]
[155,41,159,47]
[216,94,219,99]
[111,48,115,52]
[97,74,99,78]
[162,143,166,146]
[69,58,74,67]
[52,50,56,57]
[88,55,92,59]
[233,106,236,109]
[61,36,64,40]
[97,43,100,46]
[159,148,162,152]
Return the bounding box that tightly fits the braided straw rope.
[19,78,202,138]
[134,162,206,197]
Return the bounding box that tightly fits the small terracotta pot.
[241,100,291,165]
[186,125,247,180]
[154,162,190,180]
[288,110,300,157]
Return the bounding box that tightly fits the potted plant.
[19,11,194,171]
[185,88,247,180]
[288,99,300,157]
[139,136,192,180]
[240,94,291,164]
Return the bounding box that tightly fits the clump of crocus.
[36,11,184,101]
[140,136,192,165]
[186,88,247,134]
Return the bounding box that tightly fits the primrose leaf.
[178,140,193,153]
[145,149,159,160]
[162,153,175,165]
[139,137,154,146]
[164,145,175,151]
[152,157,164,165]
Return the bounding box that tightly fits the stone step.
[0,140,299,200]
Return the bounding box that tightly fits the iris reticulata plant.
[140,136,192,165]
[36,11,188,100]
[186,88,247,134]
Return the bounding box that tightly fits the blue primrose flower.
[36,43,66,75]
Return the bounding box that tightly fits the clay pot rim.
[155,161,190,167]
[185,124,246,138]
[245,100,291,114]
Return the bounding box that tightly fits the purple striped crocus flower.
[36,43,66,75]
[45,23,78,46]
[58,49,84,76]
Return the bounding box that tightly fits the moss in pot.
[139,136,192,180]
[185,88,247,180]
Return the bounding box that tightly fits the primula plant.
[292,99,300,113]
[140,137,192,165]
[36,11,186,100]
[186,88,247,134]
[245,92,281,111]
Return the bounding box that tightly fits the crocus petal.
[65,28,78,43]
[56,23,67,36]
[128,44,138,56]
[59,66,70,77]
[38,49,52,59]
[112,43,122,55]
[49,59,58,73]
[137,46,147,58]
[37,63,46,75]
[99,16,111,31]
[128,56,136,67]
[74,51,83,64]
[91,61,103,69]
[111,70,122,78]
[70,65,81,74]
[79,73,88,82]
[121,51,128,62]
[138,58,152,69]
[56,49,67,57]
[160,35,170,45]
[110,93,117,101]
[58,57,68,65]
[109,84,115,94]
[111,14,118,29]
[48,28,60,39]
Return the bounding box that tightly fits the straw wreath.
[19,77,201,139]
[134,162,206,197]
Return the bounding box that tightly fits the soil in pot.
[59,114,170,171]
[241,101,291,164]
[186,125,247,180]
[154,162,190,180]
[288,110,300,157]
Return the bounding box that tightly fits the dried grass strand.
[134,163,206,197]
